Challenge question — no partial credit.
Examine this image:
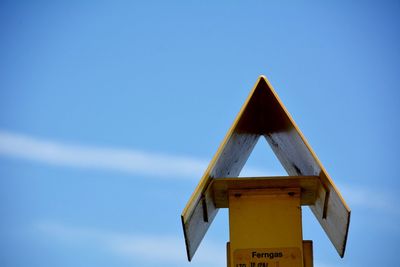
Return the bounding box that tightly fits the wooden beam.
[211,176,323,207]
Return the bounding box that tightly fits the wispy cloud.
[0,130,267,178]
[339,183,399,215]
[34,221,225,266]
[0,130,397,215]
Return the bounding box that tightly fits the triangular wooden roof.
[181,75,350,261]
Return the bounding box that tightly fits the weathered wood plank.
[259,77,350,257]
[181,134,259,260]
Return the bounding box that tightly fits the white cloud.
[0,130,267,179]
[1,130,396,215]
[34,221,225,266]
[338,183,398,215]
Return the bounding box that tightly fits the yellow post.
[228,188,304,267]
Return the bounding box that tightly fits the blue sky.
[1,1,400,266]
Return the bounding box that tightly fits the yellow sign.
[234,248,302,267]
